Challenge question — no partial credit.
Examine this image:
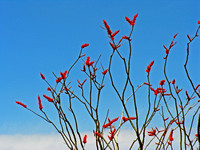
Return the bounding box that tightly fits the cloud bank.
[0,129,198,150]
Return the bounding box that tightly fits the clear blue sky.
[0,0,200,135]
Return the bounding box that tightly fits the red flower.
[93,130,101,137]
[40,73,45,80]
[103,20,112,35]
[60,70,67,79]
[85,56,94,66]
[156,87,166,94]
[147,129,156,136]
[111,29,120,39]
[85,56,90,66]
[89,61,95,66]
[56,77,62,83]
[172,79,175,85]
[122,117,137,122]
[38,96,43,110]
[198,21,200,24]
[81,65,86,72]
[168,130,174,141]
[144,82,152,86]
[125,16,132,25]
[108,128,116,140]
[103,117,119,128]
[118,36,131,44]
[173,33,178,39]
[102,69,108,75]
[43,94,53,102]
[146,60,154,73]
[168,142,172,145]
[47,87,51,91]
[146,66,151,73]
[81,43,89,49]
[163,45,169,54]
[83,134,87,144]
[169,41,175,49]
[176,120,184,125]
[16,101,27,108]
[159,80,165,86]
[123,36,131,40]
[109,42,115,52]
[125,13,138,26]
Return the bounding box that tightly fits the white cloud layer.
[0,129,198,150]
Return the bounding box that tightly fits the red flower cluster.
[81,43,89,49]
[16,101,27,108]
[111,30,120,40]
[169,40,176,49]
[144,82,152,86]
[163,34,177,58]
[56,70,68,83]
[102,69,108,75]
[122,116,136,122]
[43,94,53,102]
[176,120,184,125]
[125,13,138,26]
[150,87,166,95]
[159,80,165,86]
[173,33,178,39]
[118,35,132,44]
[109,42,121,52]
[163,45,169,54]
[102,117,119,128]
[40,73,45,80]
[147,129,156,136]
[83,134,87,144]
[172,79,175,85]
[81,65,86,72]
[108,128,116,140]
[93,130,101,137]
[85,56,95,66]
[168,130,174,141]
[38,96,43,110]
[103,20,112,35]
[146,60,154,73]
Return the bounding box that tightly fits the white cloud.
[0,134,66,150]
[0,129,198,150]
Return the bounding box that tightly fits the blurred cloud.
[0,129,198,150]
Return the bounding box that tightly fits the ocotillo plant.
[16,15,200,150]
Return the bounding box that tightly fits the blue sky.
[0,0,200,139]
